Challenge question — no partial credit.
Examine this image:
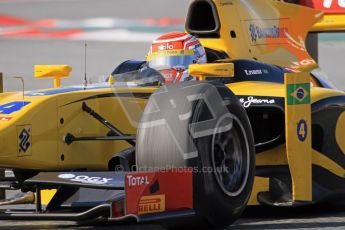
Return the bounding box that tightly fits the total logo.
[127,175,149,187]
[158,43,174,51]
[323,0,345,8]
[58,174,113,185]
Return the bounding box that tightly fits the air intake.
[186,0,220,37]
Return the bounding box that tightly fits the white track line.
[0,0,81,3]
[70,29,160,42]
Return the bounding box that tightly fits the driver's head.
[146,32,207,84]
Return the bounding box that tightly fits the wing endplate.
[301,0,345,32]
[311,14,345,32]
[284,72,312,201]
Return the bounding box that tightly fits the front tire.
[136,81,255,229]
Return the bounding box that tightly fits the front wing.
[0,170,194,222]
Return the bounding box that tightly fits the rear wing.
[300,0,345,32]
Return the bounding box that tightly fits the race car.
[0,0,345,229]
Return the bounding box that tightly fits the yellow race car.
[0,0,345,229]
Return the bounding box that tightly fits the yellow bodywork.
[0,87,153,170]
[34,65,72,88]
[230,81,345,205]
[1,0,345,207]
[198,0,321,71]
[284,72,312,201]
[188,63,234,80]
[312,14,345,32]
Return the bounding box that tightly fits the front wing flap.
[1,170,194,223]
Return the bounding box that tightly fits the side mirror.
[188,63,234,80]
[34,65,72,88]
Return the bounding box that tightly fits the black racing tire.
[136,81,255,229]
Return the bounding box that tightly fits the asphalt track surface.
[1,0,345,229]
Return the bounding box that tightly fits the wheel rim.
[212,115,250,197]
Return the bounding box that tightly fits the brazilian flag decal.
[287,83,310,105]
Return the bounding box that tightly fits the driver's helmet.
[146,32,207,84]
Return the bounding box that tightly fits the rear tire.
[136,81,255,229]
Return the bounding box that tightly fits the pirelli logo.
[138,194,165,215]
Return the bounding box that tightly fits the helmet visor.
[147,50,196,71]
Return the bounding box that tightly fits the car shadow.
[0,203,345,230]
[232,202,345,229]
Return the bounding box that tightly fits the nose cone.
[0,92,33,167]
[0,119,17,167]
[0,133,3,151]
